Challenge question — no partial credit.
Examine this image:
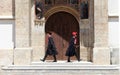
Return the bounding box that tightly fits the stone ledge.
[15,48,33,50]
[0,16,15,20]
[31,61,93,65]
[2,65,118,70]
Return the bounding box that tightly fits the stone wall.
[0,0,14,18]
[0,49,13,66]
[0,0,12,16]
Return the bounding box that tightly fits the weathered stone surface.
[15,0,31,47]
[94,0,108,47]
[93,48,110,65]
[31,24,45,61]
[14,48,32,65]
[32,46,45,61]
[93,0,110,65]
[0,49,13,65]
[0,0,13,17]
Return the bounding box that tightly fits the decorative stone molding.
[44,6,80,22]
[34,19,45,26]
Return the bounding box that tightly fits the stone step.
[2,65,118,70]
[31,61,93,65]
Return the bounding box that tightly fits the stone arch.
[44,6,80,22]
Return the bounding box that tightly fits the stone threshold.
[31,61,93,65]
[2,61,118,70]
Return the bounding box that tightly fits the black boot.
[67,56,70,62]
[53,55,57,62]
[40,59,45,62]
[40,54,47,62]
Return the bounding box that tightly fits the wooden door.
[45,12,79,60]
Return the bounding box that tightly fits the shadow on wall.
[80,29,94,47]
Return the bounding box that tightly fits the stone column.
[14,0,32,65]
[93,0,110,65]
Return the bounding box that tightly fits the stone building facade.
[0,0,119,75]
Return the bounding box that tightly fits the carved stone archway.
[44,6,80,22]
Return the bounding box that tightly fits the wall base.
[93,47,110,65]
[0,49,13,66]
[14,48,32,65]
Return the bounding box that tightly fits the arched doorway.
[45,11,79,60]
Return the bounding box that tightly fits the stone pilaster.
[15,0,31,47]
[93,0,110,65]
[14,0,32,65]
